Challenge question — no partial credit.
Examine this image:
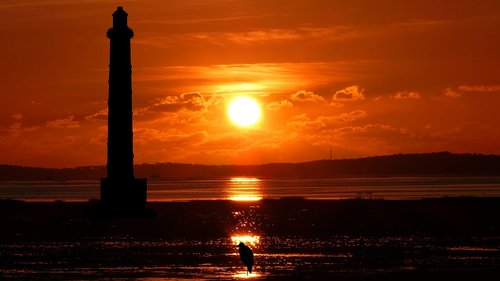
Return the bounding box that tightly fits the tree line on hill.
[1,152,499,181]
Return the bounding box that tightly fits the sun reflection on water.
[230,177,260,182]
[227,177,263,201]
[231,235,261,247]
[233,271,260,278]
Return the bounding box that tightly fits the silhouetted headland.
[1,152,499,181]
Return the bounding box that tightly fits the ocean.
[1,176,500,202]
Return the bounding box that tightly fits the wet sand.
[1,198,500,280]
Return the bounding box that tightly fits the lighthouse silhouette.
[100,7,147,210]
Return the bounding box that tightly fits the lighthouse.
[100,7,147,209]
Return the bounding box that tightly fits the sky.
[0,0,499,167]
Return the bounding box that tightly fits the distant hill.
[1,152,500,181]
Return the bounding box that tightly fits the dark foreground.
[1,198,500,280]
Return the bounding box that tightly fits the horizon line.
[2,151,499,170]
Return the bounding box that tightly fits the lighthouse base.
[100,178,147,209]
[91,178,154,218]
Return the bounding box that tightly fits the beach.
[1,198,500,280]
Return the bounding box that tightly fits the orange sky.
[1,0,499,167]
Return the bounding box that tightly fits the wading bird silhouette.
[237,242,254,275]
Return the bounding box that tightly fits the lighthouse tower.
[100,7,147,209]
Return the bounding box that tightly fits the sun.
[227,97,261,127]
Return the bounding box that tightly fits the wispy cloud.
[287,110,367,131]
[139,92,208,113]
[458,85,500,92]
[391,91,421,99]
[443,87,462,98]
[219,26,357,44]
[46,116,80,129]
[442,85,500,98]
[11,113,23,120]
[266,100,293,111]
[135,127,207,146]
[134,62,364,97]
[136,25,359,46]
[291,90,324,102]
[136,14,273,26]
[0,0,106,9]
[7,122,40,137]
[333,85,365,101]
[85,108,108,121]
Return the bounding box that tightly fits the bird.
[237,242,254,275]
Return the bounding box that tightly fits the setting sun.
[227,97,262,127]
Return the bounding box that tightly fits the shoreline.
[3,197,500,240]
[3,197,500,237]
[2,198,500,280]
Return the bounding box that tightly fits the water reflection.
[228,193,262,278]
[232,271,260,278]
[226,178,263,201]
[4,235,500,280]
[231,235,260,247]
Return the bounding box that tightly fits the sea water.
[1,176,500,201]
[1,232,500,279]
